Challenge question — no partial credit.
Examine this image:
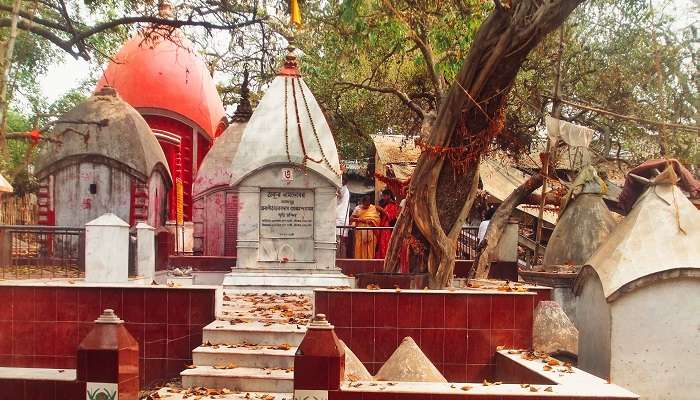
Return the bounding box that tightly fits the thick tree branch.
[471,173,545,279]
[381,0,445,100]
[336,81,426,119]
[0,13,265,60]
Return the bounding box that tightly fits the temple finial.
[232,66,253,122]
[158,0,173,18]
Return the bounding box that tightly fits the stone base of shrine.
[223,268,355,290]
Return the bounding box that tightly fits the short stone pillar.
[491,217,519,263]
[135,222,155,280]
[488,218,519,281]
[85,213,130,283]
[77,309,139,400]
[294,314,345,398]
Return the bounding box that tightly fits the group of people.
[336,179,400,259]
[350,189,400,259]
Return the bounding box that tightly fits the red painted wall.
[316,289,550,382]
[0,285,215,388]
[143,115,207,222]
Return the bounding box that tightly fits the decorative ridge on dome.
[232,67,253,122]
[278,42,300,77]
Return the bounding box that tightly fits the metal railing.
[336,225,480,260]
[0,225,85,280]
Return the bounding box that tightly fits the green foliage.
[297,0,697,168]
[297,0,490,160]
[511,0,699,168]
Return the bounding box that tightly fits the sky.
[36,0,698,105]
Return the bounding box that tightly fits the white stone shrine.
[222,45,354,289]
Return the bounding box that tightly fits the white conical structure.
[582,182,700,299]
[228,50,341,188]
[576,170,700,398]
[222,47,352,290]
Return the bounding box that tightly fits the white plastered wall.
[576,275,612,380]
[610,277,700,400]
[235,165,337,270]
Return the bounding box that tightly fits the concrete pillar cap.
[95,309,125,324]
[309,314,334,330]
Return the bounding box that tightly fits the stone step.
[156,388,292,400]
[203,320,307,347]
[192,345,296,369]
[181,366,294,393]
[223,271,355,290]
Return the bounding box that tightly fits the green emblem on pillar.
[86,382,118,400]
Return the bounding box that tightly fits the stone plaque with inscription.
[260,188,314,239]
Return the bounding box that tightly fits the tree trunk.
[0,0,22,154]
[471,173,544,279]
[383,0,585,288]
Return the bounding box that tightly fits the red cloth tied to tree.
[29,130,41,145]
[618,159,700,214]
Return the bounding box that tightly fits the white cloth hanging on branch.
[545,115,594,148]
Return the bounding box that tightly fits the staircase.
[178,290,313,397]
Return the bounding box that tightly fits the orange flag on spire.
[290,0,302,27]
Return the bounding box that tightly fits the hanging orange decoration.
[290,0,302,27]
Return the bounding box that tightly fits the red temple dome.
[96,29,226,138]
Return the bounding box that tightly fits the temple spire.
[232,67,253,122]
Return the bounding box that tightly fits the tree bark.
[383,0,586,288]
[471,173,544,279]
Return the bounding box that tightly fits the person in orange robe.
[376,189,400,259]
[350,195,381,259]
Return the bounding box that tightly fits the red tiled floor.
[421,328,445,365]
[54,322,79,357]
[374,293,398,328]
[0,289,11,321]
[12,288,35,321]
[491,296,514,329]
[100,288,124,318]
[349,327,375,363]
[421,295,445,329]
[514,295,534,330]
[467,329,491,365]
[167,291,190,325]
[35,288,57,322]
[144,290,168,323]
[77,289,100,322]
[33,322,56,356]
[351,293,375,327]
[122,289,146,323]
[443,329,467,364]
[55,288,78,322]
[397,294,421,328]
[328,293,352,327]
[444,295,467,329]
[12,322,34,356]
[442,363,467,382]
[491,329,514,351]
[374,327,397,363]
[467,296,491,329]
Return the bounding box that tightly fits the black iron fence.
[336,225,480,260]
[0,225,85,279]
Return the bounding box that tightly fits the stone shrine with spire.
[220,44,354,289]
[192,69,254,257]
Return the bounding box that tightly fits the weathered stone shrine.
[221,47,353,289]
